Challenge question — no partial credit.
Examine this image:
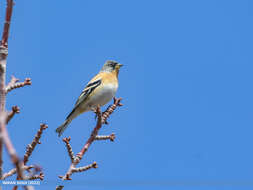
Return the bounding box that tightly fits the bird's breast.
[88,83,118,108]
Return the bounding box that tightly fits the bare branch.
[6,75,19,88]
[26,172,44,180]
[2,165,34,180]
[75,107,102,164]
[1,0,14,48]
[59,162,97,181]
[95,133,116,142]
[23,123,48,165]
[59,107,102,180]
[59,98,122,181]
[0,0,15,181]
[0,1,39,189]
[72,162,97,173]
[6,105,19,124]
[62,137,75,163]
[0,118,25,180]
[102,97,123,124]
[6,123,47,186]
[6,78,31,93]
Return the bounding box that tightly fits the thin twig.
[6,75,18,89]
[62,137,75,163]
[95,133,116,142]
[102,97,123,124]
[23,123,48,165]
[71,162,97,173]
[26,172,44,180]
[6,105,19,124]
[6,78,31,93]
[2,165,34,180]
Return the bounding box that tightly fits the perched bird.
[56,60,123,137]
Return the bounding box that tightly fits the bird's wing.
[65,73,104,120]
[66,77,102,120]
[74,77,102,107]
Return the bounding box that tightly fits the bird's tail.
[56,119,71,137]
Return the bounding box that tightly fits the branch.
[23,123,48,165]
[95,133,116,142]
[0,0,15,180]
[6,105,19,124]
[75,107,102,164]
[0,1,38,189]
[58,161,97,180]
[62,137,75,163]
[7,123,47,189]
[1,0,14,48]
[102,97,123,124]
[71,162,97,173]
[26,172,44,180]
[6,78,31,93]
[59,97,122,181]
[2,165,34,180]
[59,108,101,180]
[0,119,25,180]
[6,75,18,89]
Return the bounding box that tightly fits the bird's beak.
[118,64,123,67]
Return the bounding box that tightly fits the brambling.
[56,60,123,137]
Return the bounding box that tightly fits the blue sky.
[1,0,253,189]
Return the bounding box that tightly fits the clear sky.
[1,0,253,189]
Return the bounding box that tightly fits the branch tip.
[92,161,98,168]
[109,133,116,141]
[12,105,20,113]
[40,123,48,130]
[6,105,20,124]
[24,78,31,85]
[62,137,71,143]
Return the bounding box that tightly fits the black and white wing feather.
[66,79,101,119]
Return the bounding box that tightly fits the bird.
[56,60,123,137]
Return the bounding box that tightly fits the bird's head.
[101,60,123,74]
